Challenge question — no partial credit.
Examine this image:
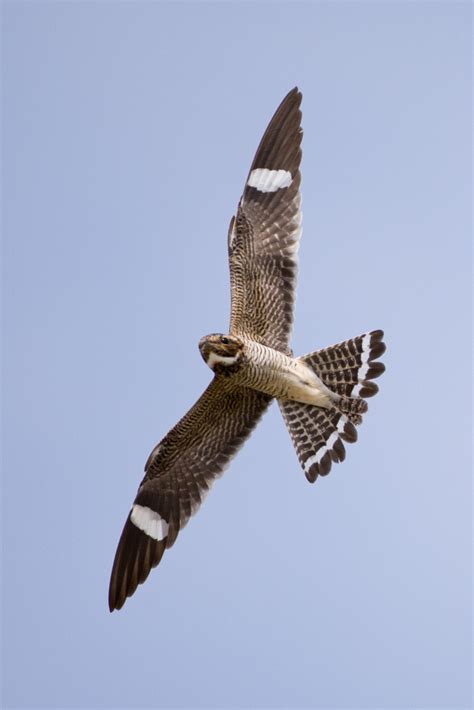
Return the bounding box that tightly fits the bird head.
[199,334,244,371]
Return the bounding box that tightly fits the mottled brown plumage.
[108,88,385,612]
[109,380,271,610]
[229,88,302,353]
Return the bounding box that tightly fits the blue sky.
[2,2,471,708]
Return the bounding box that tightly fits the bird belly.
[275,359,334,407]
[239,343,335,407]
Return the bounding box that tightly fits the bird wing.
[228,87,303,354]
[109,378,271,611]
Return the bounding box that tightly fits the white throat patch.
[207,352,239,369]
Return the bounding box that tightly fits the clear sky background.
[2,2,471,708]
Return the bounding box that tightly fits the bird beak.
[198,338,211,362]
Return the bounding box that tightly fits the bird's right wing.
[109,378,272,611]
[228,87,303,354]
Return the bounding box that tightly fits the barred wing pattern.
[109,380,271,611]
[228,87,303,354]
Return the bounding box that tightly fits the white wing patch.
[131,504,169,541]
[352,333,372,397]
[247,168,292,193]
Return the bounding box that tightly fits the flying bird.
[109,88,385,611]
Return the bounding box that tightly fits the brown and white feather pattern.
[279,401,358,483]
[279,330,386,482]
[229,88,302,354]
[302,330,386,398]
[109,88,386,612]
[109,379,271,611]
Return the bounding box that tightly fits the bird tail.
[279,330,385,482]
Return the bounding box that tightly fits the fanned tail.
[303,329,386,399]
[279,330,386,482]
[338,395,368,423]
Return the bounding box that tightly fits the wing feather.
[229,87,303,353]
[109,379,271,611]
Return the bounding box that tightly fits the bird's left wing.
[109,378,271,611]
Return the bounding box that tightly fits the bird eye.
[220,337,229,344]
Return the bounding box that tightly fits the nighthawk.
[109,88,385,611]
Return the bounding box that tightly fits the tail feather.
[301,329,386,399]
[279,330,385,482]
[338,395,368,422]
[279,401,357,482]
